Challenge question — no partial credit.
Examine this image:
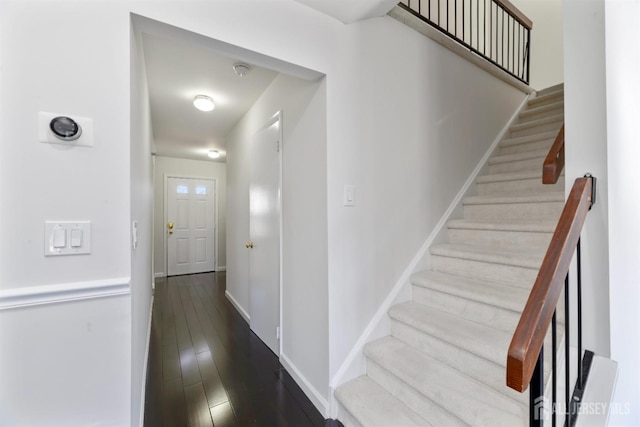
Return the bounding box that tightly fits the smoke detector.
[233,63,252,77]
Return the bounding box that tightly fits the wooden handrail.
[506,177,593,392]
[543,124,565,184]
[495,0,533,29]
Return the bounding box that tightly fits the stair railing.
[506,174,596,426]
[543,124,565,184]
[398,0,532,84]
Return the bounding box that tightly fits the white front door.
[249,113,282,355]
[166,177,216,276]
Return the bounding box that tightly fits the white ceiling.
[141,33,279,162]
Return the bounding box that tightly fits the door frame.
[250,110,284,357]
[164,174,219,275]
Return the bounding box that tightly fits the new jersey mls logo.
[534,396,550,421]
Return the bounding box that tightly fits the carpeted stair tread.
[335,376,430,427]
[509,113,564,133]
[411,270,530,312]
[463,192,564,205]
[430,243,543,269]
[519,100,564,119]
[527,90,563,107]
[477,170,559,183]
[488,149,549,165]
[389,302,511,366]
[475,171,564,197]
[535,83,564,95]
[364,337,527,426]
[500,130,558,147]
[447,218,557,233]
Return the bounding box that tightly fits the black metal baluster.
[489,1,492,59]
[526,29,531,82]
[577,238,583,390]
[507,15,510,73]
[501,9,505,66]
[454,0,457,36]
[447,0,449,31]
[552,310,558,427]
[516,25,520,77]
[530,347,544,427]
[468,0,471,46]
[476,0,479,50]
[565,273,571,421]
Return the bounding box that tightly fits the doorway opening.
[132,12,328,417]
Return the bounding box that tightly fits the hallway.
[143,272,337,426]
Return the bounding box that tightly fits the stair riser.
[489,157,545,174]
[447,228,553,249]
[510,121,563,138]
[391,320,529,405]
[463,201,563,221]
[366,360,467,427]
[499,138,555,155]
[477,178,563,196]
[518,107,564,123]
[431,255,538,288]
[411,286,521,332]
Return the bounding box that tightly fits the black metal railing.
[530,240,595,426]
[507,175,597,426]
[398,0,532,84]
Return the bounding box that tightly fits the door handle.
[167,221,174,235]
[245,242,254,249]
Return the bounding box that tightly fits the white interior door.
[167,177,216,276]
[249,113,282,355]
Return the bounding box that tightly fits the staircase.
[335,84,565,426]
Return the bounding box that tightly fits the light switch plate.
[45,221,91,256]
[343,185,355,207]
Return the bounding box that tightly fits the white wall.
[563,0,610,359]
[0,2,133,426]
[153,156,227,276]
[565,0,640,423]
[512,0,564,90]
[604,1,640,424]
[226,73,329,409]
[0,283,131,427]
[130,19,155,427]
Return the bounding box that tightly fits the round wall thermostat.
[50,116,82,141]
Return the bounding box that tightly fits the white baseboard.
[280,352,329,417]
[138,294,154,427]
[0,277,131,310]
[224,290,250,323]
[154,272,166,279]
[327,93,533,418]
[216,266,227,272]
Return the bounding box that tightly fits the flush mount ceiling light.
[233,63,252,77]
[208,150,221,159]
[193,95,215,112]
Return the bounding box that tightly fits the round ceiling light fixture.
[208,150,221,159]
[233,63,252,77]
[193,95,215,112]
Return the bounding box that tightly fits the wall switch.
[52,227,66,248]
[45,221,91,256]
[343,185,355,207]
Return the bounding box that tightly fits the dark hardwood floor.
[144,272,342,427]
